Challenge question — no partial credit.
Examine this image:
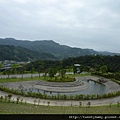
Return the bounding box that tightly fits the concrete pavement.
[0,90,120,106]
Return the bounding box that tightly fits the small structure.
[97,78,107,83]
[73,64,81,74]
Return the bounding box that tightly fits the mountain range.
[0,38,119,61]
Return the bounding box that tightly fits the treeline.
[25,55,120,73]
[1,55,120,81]
[62,55,120,72]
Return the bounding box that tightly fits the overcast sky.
[0,0,120,53]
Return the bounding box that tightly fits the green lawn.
[0,73,91,83]
[0,76,40,83]
[0,101,119,114]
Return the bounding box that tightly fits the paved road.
[0,73,41,79]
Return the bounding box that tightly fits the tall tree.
[79,101,82,108]
[19,66,25,79]
[20,98,23,104]
[6,69,11,79]
[47,101,50,106]
[34,99,37,105]
[8,94,12,102]
[60,69,66,78]
[38,99,40,105]
[0,63,2,75]
[31,66,35,79]
[37,65,44,78]
[44,69,48,80]
[0,96,3,102]
[87,102,91,108]
[11,64,20,74]
[16,96,20,104]
[48,68,57,79]
[117,101,119,107]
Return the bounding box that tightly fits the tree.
[11,64,21,74]
[8,94,12,102]
[87,102,91,108]
[0,96,3,102]
[47,101,50,106]
[37,66,44,78]
[117,101,119,107]
[20,98,23,104]
[34,99,37,105]
[79,101,82,108]
[0,63,3,76]
[38,99,40,105]
[100,65,108,74]
[109,102,112,107]
[4,95,8,102]
[19,66,25,79]
[6,69,11,79]
[16,96,20,104]
[48,68,57,79]
[71,102,72,107]
[63,94,67,100]
[70,95,74,100]
[60,69,66,78]
[31,66,35,79]
[43,69,48,80]
[57,64,62,77]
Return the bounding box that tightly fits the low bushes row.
[0,85,120,100]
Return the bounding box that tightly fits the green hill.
[0,38,119,60]
[0,45,57,61]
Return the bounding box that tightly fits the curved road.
[0,90,120,106]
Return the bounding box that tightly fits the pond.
[24,80,109,96]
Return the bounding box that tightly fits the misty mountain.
[0,38,119,60]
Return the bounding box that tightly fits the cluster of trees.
[0,94,25,105]
[62,55,120,72]
[23,55,120,74]
[0,55,120,82]
[0,60,68,81]
[0,64,25,79]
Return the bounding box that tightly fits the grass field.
[0,76,40,83]
[0,73,91,83]
[0,101,120,114]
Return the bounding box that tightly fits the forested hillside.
[62,55,120,73]
[0,38,119,60]
[0,45,57,61]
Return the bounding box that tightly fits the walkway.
[0,90,120,106]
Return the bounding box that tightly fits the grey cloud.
[0,0,120,53]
